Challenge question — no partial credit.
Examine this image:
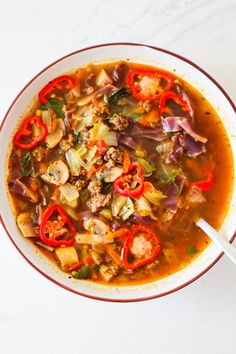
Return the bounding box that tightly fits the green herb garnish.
[188,246,197,254]
[133,112,140,121]
[99,174,105,183]
[109,87,130,105]
[170,171,177,182]
[41,98,64,118]
[71,265,92,279]
[102,183,112,194]
[92,264,101,272]
[20,151,31,176]
[159,172,169,181]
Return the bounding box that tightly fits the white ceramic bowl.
[1,43,236,302]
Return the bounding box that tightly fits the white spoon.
[196,218,236,265]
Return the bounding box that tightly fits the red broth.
[7,61,234,285]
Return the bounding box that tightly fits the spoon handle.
[196,218,236,265]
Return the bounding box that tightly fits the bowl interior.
[1,43,236,301]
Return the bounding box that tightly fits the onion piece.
[75,233,103,244]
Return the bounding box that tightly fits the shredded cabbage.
[59,183,79,208]
[144,182,166,206]
[135,196,153,217]
[120,198,134,220]
[111,194,127,217]
[90,122,109,141]
[104,131,118,146]
[65,147,87,176]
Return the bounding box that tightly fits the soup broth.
[7,61,233,285]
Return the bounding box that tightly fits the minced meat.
[87,193,111,213]
[88,180,102,196]
[60,134,74,151]
[109,113,129,131]
[104,147,123,169]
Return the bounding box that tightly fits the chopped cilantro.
[92,264,101,272]
[133,112,140,121]
[159,172,169,181]
[188,246,197,255]
[71,264,92,279]
[170,171,177,182]
[41,98,64,118]
[102,182,112,194]
[20,151,31,176]
[99,174,105,183]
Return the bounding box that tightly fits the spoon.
[196,218,236,265]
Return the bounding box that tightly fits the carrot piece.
[144,181,155,193]
[87,165,97,180]
[104,245,123,267]
[30,181,38,192]
[51,119,58,133]
[52,187,60,199]
[145,109,159,123]
[15,149,22,158]
[111,227,128,240]
[123,151,131,173]
[138,118,150,126]
[69,257,93,272]
[39,162,47,173]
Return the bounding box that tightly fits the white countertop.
[0,1,236,353]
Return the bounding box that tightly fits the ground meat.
[104,147,123,169]
[88,180,102,196]
[74,179,87,191]
[32,146,45,162]
[91,104,110,118]
[142,100,152,113]
[60,134,74,151]
[87,193,111,213]
[109,113,129,131]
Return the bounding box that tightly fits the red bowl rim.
[1,42,236,302]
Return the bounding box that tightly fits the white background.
[0,1,236,353]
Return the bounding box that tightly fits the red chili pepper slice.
[39,75,75,104]
[127,69,174,101]
[39,204,76,247]
[96,139,107,156]
[159,91,190,114]
[122,224,161,271]
[114,161,144,199]
[190,171,214,191]
[13,116,48,150]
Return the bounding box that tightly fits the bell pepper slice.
[114,161,144,199]
[39,204,76,247]
[13,116,48,150]
[159,91,190,115]
[127,69,174,101]
[39,75,75,104]
[189,171,214,191]
[122,224,161,271]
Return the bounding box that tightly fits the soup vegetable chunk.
[8,62,233,284]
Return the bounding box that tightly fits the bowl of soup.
[0,43,236,301]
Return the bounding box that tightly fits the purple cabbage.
[161,116,183,133]
[178,135,206,157]
[129,125,167,142]
[165,175,186,213]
